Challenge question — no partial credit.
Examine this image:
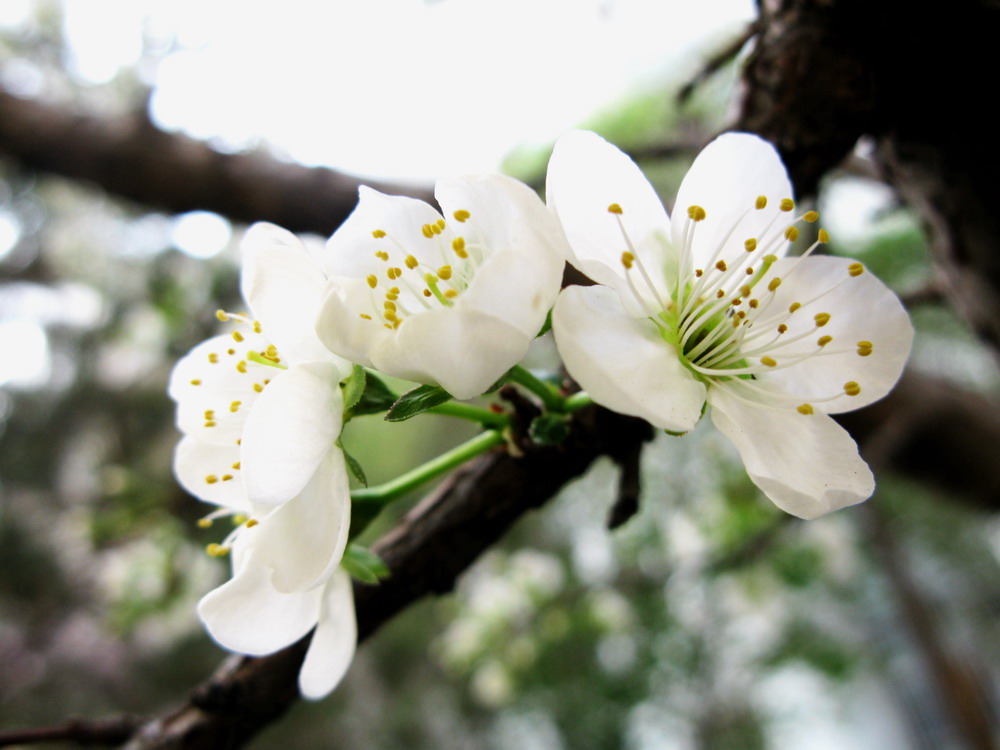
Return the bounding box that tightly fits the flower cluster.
[168,131,911,699]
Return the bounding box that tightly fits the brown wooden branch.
[0,88,433,236]
[118,406,654,750]
[0,715,141,747]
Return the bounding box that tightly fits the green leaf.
[339,441,368,487]
[535,308,553,337]
[341,544,391,584]
[350,370,399,417]
[385,384,453,422]
[340,365,367,413]
[529,413,570,446]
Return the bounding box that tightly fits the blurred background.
[1,1,998,748]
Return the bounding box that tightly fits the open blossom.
[548,131,912,519]
[168,223,357,697]
[315,174,568,400]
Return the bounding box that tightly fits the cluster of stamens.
[608,196,875,415]
[359,209,481,330]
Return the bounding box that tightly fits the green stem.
[351,430,505,506]
[429,401,510,429]
[507,365,565,412]
[563,391,593,412]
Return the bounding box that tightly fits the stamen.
[372,229,386,238]
[844,381,861,396]
[780,198,795,212]
[453,209,471,222]
[607,203,623,214]
[797,404,814,415]
[849,262,865,277]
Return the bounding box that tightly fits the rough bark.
[0,89,433,236]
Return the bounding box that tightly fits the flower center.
[357,209,482,330]
[609,199,874,414]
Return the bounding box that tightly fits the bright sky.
[57,0,755,181]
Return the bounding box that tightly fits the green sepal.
[535,308,553,338]
[340,365,367,413]
[339,440,368,487]
[341,543,391,584]
[529,413,570,446]
[385,384,453,422]
[350,370,399,417]
[664,429,688,437]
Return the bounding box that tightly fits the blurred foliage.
[1,4,1000,750]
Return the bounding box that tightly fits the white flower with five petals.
[547,131,913,519]
[315,175,568,400]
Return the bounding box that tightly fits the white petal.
[168,333,271,445]
[376,305,529,400]
[708,386,874,519]
[546,130,672,305]
[249,445,352,592]
[197,548,323,656]
[324,186,445,277]
[241,362,344,507]
[315,278,388,369]
[173,435,250,512]
[760,255,913,413]
[671,133,795,270]
[240,223,349,372]
[299,570,357,700]
[552,285,706,432]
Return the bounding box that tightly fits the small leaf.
[385,384,453,422]
[529,414,570,446]
[350,371,399,417]
[339,441,368,487]
[342,544,391,584]
[535,308,553,338]
[340,365,367,413]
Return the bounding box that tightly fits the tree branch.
[0,88,433,236]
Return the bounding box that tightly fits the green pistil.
[424,274,453,307]
[247,351,288,370]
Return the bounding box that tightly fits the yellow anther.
[215,310,230,322]
[384,301,397,312]
[253,382,264,392]
[749,299,759,309]
[435,218,446,232]
[236,360,248,373]
[229,400,241,412]
[607,203,623,214]
[848,262,865,277]
[206,543,229,558]
[768,277,782,292]
[716,289,726,299]
[777,324,788,333]
[231,461,241,470]
[745,238,757,252]
[204,409,214,418]
[761,356,777,367]
[814,312,831,327]
[366,274,378,289]
[688,205,707,222]
[265,344,278,358]
[755,195,767,209]
[437,265,453,280]
[818,228,830,243]
[226,348,235,356]
[205,475,219,484]
[445,289,458,298]
[190,379,202,386]
[253,321,262,333]
[421,224,434,238]
[384,311,399,323]
[803,211,820,223]
[388,267,402,280]
[197,518,213,529]
[423,289,432,297]
[857,340,873,356]
[231,331,244,344]
[746,267,755,275]
[204,421,216,427]
[817,335,833,347]
[736,310,747,320]
[221,474,233,481]
[245,518,259,528]
[454,209,471,222]
[208,352,219,364]
[788,302,801,313]
[797,404,815,415]
[621,251,635,269]
[405,255,419,269]
[740,285,752,297]
[372,229,386,238]
[844,381,861,396]
[452,236,468,258]
[715,260,727,272]
[780,198,795,212]
[375,250,389,261]
[785,226,800,242]
[695,269,704,277]
[731,298,742,307]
